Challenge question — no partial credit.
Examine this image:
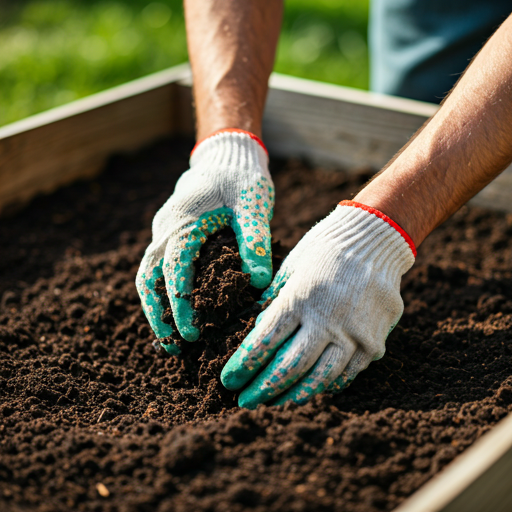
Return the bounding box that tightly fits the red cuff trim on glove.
[338,200,417,257]
[191,128,268,157]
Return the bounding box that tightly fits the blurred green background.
[0,0,369,127]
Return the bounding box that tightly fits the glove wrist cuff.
[338,200,416,257]
[191,129,268,157]
[189,129,269,173]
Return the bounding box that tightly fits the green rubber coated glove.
[221,201,416,408]
[136,129,274,346]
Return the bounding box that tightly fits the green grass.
[277,0,369,89]
[0,0,369,127]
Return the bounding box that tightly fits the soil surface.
[2,137,512,512]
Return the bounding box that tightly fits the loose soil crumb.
[1,137,512,512]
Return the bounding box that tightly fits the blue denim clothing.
[369,0,511,103]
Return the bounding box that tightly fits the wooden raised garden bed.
[1,63,511,512]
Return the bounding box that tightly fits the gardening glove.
[136,129,274,346]
[221,201,416,408]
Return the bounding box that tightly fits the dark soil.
[151,228,270,416]
[1,137,512,512]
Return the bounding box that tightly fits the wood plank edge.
[177,72,438,119]
[393,412,512,512]
[268,73,439,118]
[0,63,192,139]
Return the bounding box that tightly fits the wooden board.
[0,63,191,215]
[264,73,437,169]
[395,412,512,512]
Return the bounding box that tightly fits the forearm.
[184,0,283,139]
[356,15,512,247]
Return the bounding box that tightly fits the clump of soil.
[156,229,265,340]
[151,228,270,413]
[1,137,512,512]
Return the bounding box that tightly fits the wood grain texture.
[394,413,512,512]
[0,63,192,214]
[263,73,437,170]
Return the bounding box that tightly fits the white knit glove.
[221,201,416,408]
[136,129,274,344]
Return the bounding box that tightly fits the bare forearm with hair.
[184,0,283,139]
[356,14,512,247]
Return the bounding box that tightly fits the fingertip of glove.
[178,324,200,342]
[273,391,309,407]
[237,391,259,410]
[220,366,236,390]
[272,395,291,407]
[220,363,246,391]
[160,342,181,355]
[153,323,174,340]
[247,265,272,289]
[173,300,200,341]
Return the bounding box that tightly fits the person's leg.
[369,0,511,103]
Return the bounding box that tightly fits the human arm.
[221,15,512,407]
[136,1,283,345]
[185,0,283,139]
[357,14,512,246]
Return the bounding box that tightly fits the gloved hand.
[221,201,416,408]
[136,129,274,347]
